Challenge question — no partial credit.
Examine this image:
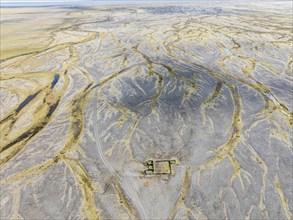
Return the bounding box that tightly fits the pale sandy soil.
[0,2,292,219]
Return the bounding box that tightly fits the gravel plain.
[0,1,292,219]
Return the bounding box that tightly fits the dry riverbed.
[0,1,292,219]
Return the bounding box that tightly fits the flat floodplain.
[0,1,292,219]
